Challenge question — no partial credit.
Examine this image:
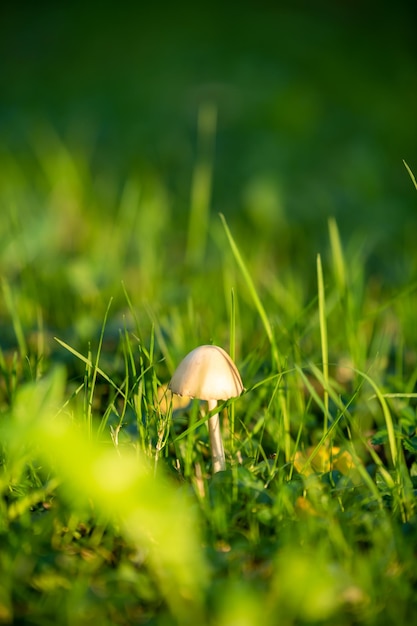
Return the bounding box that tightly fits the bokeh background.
[1,1,416,343]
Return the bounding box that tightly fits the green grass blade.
[403,159,417,191]
[356,368,398,469]
[85,298,113,437]
[317,254,329,432]
[54,336,126,399]
[2,278,27,359]
[328,217,346,295]
[220,213,280,368]
[228,288,237,455]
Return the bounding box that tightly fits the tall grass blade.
[220,213,280,368]
[54,336,125,399]
[2,278,27,359]
[356,368,398,469]
[317,254,329,432]
[328,217,346,296]
[229,288,236,453]
[403,160,417,191]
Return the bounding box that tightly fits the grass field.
[1,3,417,625]
[1,136,417,625]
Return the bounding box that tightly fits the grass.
[1,130,417,626]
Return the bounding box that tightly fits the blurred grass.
[1,2,417,625]
[1,2,416,268]
[2,149,417,622]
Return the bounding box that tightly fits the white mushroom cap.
[169,345,243,401]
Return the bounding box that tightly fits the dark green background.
[1,1,416,281]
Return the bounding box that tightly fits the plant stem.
[208,399,226,473]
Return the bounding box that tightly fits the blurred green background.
[0,0,416,337]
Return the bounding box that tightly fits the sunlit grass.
[1,132,417,625]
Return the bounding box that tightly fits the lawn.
[1,3,417,625]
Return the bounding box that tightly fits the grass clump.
[1,134,417,626]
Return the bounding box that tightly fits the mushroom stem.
[207,399,226,473]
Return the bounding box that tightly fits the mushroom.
[169,345,244,473]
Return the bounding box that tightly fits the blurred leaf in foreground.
[1,368,208,624]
